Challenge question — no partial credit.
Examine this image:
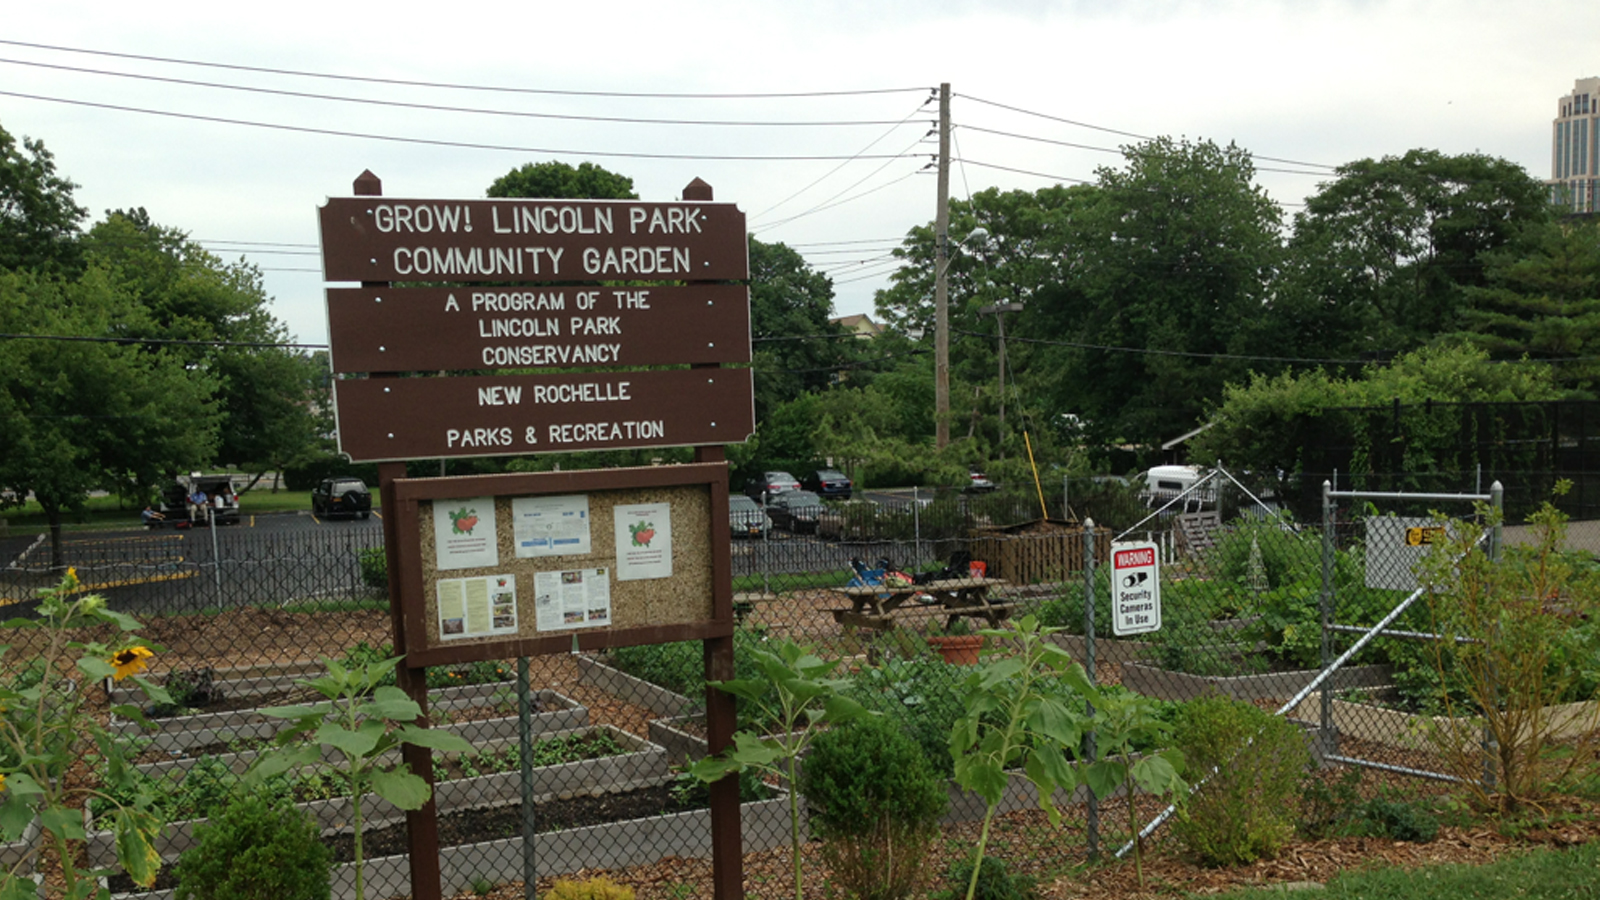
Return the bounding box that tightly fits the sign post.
[320,173,752,900]
[1111,541,1162,637]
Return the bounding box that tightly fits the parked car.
[312,477,373,519]
[743,471,801,502]
[803,468,853,500]
[963,468,997,493]
[157,473,241,526]
[728,494,771,538]
[765,490,824,533]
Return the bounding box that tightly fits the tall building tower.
[1552,77,1600,213]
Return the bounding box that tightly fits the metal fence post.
[1484,480,1504,792]
[1320,480,1335,752]
[518,656,537,899]
[1083,518,1098,859]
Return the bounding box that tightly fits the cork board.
[387,463,730,665]
[412,484,713,653]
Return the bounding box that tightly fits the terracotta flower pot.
[928,634,983,665]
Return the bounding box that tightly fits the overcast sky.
[4,0,1596,347]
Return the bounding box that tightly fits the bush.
[937,856,1036,900]
[357,547,386,590]
[801,716,948,900]
[1170,694,1310,866]
[174,793,331,900]
[846,654,967,775]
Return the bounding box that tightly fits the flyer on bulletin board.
[433,497,498,570]
[533,568,612,631]
[614,501,672,581]
[436,573,518,640]
[511,494,591,558]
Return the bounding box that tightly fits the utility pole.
[979,301,1023,454]
[934,82,951,450]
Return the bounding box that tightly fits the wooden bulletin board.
[389,462,733,668]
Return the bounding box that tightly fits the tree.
[0,122,86,275]
[1283,149,1552,358]
[1452,217,1600,393]
[0,269,219,567]
[488,160,637,201]
[83,210,321,486]
[748,236,855,420]
[1030,137,1285,452]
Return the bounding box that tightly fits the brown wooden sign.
[326,284,750,374]
[333,369,754,462]
[318,197,749,283]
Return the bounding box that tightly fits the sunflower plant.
[0,569,172,899]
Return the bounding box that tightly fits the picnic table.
[830,577,1015,632]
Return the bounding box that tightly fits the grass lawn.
[1197,841,1600,899]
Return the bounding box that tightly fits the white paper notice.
[436,573,518,640]
[433,497,499,570]
[512,495,592,558]
[614,501,672,581]
[533,568,612,631]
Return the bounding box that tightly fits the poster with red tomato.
[433,496,499,570]
[613,501,672,581]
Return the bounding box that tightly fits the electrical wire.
[750,104,934,222]
[0,56,931,128]
[959,125,1332,176]
[957,92,1339,170]
[0,332,327,350]
[952,327,1378,365]
[0,39,932,100]
[0,90,925,162]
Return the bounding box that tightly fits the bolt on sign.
[1111,541,1162,637]
[318,195,754,462]
[1366,517,1454,591]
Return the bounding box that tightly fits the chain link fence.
[2,465,1591,898]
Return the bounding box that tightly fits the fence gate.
[1306,481,1502,786]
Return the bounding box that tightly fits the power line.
[953,327,1379,365]
[0,90,925,162]
[750,107,935,223]
[959,125,1331,176]
[0,40,932,100]
[957,92,1339,170]
[0,56,931,128]
[0,332,327,350]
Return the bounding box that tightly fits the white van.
[1141,465,1215,512]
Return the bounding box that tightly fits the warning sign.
[1111,541,1162,637]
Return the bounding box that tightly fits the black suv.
[312,477,373,519]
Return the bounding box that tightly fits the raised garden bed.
[104,779,788,900]
[1284,689,1600,752]
[1122,662,1392,703]
[115,677,584,759]
[574,654,696,718]
[91,724,664,884]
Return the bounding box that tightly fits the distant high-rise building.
[1552,77,1600,213]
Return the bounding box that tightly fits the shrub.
[937,857,1036,900]
[357,547,387,590]
[545,876,636,900]
[847,654,967,775]
[801,716,949,900]
[1170,694,1310,866]
[174,793,331,900]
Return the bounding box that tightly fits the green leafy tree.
[84,210,321,488]
[0,122,85,276]
[0,269,219,566]
[488,160,637,201]
[1453,217,1600,393]
[1282,149,1552,358]
[748,236,856,420]
[1036,137,1284,451]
